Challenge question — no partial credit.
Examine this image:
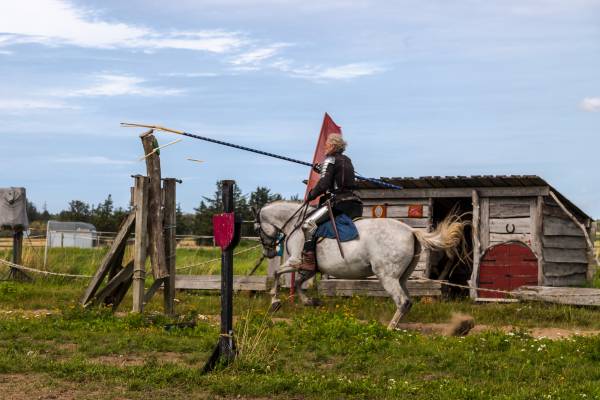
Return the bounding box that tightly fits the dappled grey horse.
[255,201,467,329]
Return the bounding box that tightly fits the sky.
[1,0,599,216]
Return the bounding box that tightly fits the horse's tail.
[412,213,469,260]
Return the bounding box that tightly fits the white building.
[46,221,98,248]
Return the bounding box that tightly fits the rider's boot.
[297,249,316,271]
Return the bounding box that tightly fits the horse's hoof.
[400,300,413,315]
[269,301,282,313]
[304,298,322,307]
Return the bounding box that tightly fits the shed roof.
[47,220,96,232]
[356,175,592,221]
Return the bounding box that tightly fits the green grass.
[0,239,264,277]
[2,279,600,399]
[1,290,600,399]
[2,246,600,398]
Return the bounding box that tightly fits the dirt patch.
[0,373,120,400]
[397,322,600,339]
[92,352,188,367]
[472,325,600,340]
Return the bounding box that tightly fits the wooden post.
[140,131,169,279]
[132,175,149,313]
[470,190,480,299]
[162,178,177,315]
[589,221,598,282]
[533,196,545,285]
[423,197,434,277]
[8,230,29,281]
[12,230,23,266]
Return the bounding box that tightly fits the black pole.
[219,180,235,362]
[176,130,403,190]
[203,180,239,373]
[121,123,402,190]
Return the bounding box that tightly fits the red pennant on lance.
[213,213,235,250]
[304,113,342,205]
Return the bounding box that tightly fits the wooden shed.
[319,175,596,300]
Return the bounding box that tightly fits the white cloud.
[64,74,183,97]
[581,97,600,112]
[314,63,386,80]
[0,99,77,111]
[229,44,288,66]
[162,72,220,78]
[0,0,245,53]
[276,62,386,81]
[52,156,134,165]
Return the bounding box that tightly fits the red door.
[478,242,538,298]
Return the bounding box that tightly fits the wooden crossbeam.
[92,261,134,306]
[81,211,136,306]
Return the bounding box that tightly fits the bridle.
[255,202,311,255]
[255,209,283,254]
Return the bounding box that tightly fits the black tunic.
[307,152,363,219]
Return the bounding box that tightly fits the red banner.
[213,213,235,250]
[304,113,342,205]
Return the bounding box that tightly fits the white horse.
[255,201,467,329]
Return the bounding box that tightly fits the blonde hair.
[326,134,347,153]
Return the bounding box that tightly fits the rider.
[296,134,363,271]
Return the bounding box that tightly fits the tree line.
[28,182,296,236]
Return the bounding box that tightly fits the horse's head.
[253,201,307,259]
[254,205,280,259]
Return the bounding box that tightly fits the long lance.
[121,122,403,190]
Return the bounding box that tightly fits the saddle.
[314,214,359,242]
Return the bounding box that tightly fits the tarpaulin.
[0,187,28,231]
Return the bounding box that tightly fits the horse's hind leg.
[379,275,412,330]
[295,270,320,307]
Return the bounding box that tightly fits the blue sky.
[1,0,599,216]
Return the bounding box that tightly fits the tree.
[26,200,40,222]
[40,203,51,221]
[249,186,283,212]
[59,200,91,222]
[175,203,194,235]
[91,195,114,232]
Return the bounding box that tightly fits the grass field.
[0,239,265,277]
[1,246,600,399]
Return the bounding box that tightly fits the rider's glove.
[312,163,322,173]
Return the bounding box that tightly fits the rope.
[175,244,262,272]
[0,244,263,278]
[415,277,600,298]
[414,277,517,297]
[0,258,92,279]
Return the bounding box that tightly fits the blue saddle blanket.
[314,214,359,242]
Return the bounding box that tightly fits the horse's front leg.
[269,264,297,312]
[295,270,320,307]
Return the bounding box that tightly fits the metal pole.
[203,180,238,372]
[219,180,235,362]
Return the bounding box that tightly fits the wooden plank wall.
[359,197,432,278]
[487,197,533,247]
[541,197,588,286]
